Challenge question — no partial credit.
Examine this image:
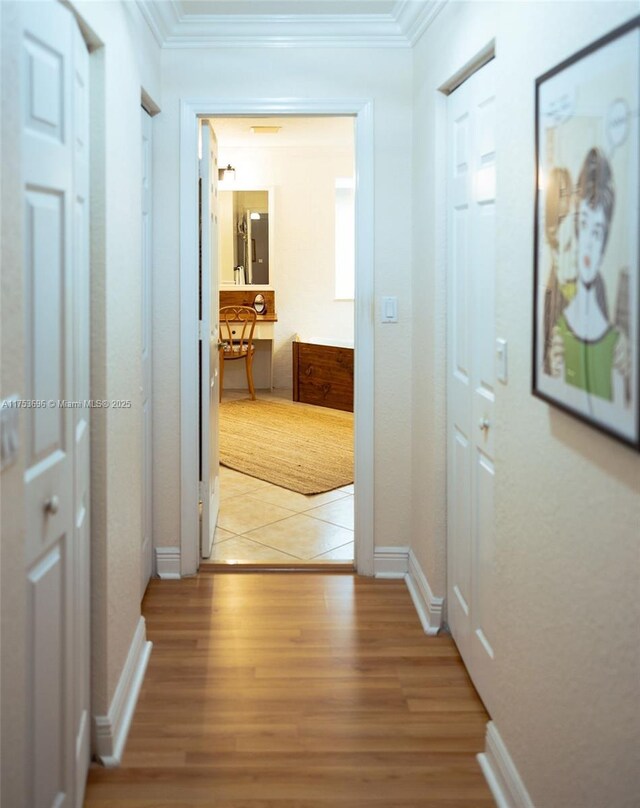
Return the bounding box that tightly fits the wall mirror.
[219,190,270,286]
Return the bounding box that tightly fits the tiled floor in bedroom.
[202,465,355,564]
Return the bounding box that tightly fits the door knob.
[478,417,490,432]
[44,495,60,515]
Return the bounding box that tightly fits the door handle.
[478,417,490,432]
[44,495,60,515]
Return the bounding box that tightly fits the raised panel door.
[446,59,497,717]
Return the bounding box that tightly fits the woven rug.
[219,399,354,494]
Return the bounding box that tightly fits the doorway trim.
[179,98,375,576]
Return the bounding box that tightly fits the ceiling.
[209,116,355,148]
[181,1,398,15]
[137,0,444,48]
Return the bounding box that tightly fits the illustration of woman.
[549,147,630,403]
[542,166,575,374]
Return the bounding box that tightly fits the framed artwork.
[533,16,640,449]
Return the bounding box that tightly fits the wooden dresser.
[292,341,354,412]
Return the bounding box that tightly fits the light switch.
[496,338,508,383]
[381,296,398,323]
[1,396,20,471]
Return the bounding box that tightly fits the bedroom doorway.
[202,115,356,568]
[179,99,375,577]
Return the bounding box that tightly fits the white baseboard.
[405,549,444,635]
[155,545,181,579]
[374,548,445,636]
[477,721,535,808]
[373,545,409,578]
[93,617,152,767]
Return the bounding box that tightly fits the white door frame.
[141,107,154,596]
[179,98,375,576]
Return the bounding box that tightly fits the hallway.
[83,574,493,806]
[4,4,638,806]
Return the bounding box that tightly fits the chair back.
[219,305,257,355]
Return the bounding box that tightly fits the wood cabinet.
[293,341,354,412]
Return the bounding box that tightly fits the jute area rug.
[219,399,354,495]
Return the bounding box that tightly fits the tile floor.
[205,388,355,565]
[203,465,355,564]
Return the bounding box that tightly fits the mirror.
[253,293,266,315]
[219,190,270,285]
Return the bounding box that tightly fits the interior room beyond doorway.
[207,115,356,566]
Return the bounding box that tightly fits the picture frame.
[532,16,640,450]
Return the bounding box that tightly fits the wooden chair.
[219,305,257,401]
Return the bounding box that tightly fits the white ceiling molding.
[136,0,182,45]
[395,0,446,46]
[135,0,446,49]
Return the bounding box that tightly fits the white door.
[141,109,153,596]
[446,59,497,716]
[22,2,90,806]
[199,121,220,559]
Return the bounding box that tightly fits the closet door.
[446,59,498,716]
[22,2,90,805]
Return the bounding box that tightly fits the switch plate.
[496,338,508,383]
[1,396,20,471]
[381,296,398,323]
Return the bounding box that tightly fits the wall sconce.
[218,163,236,182]
[250,212,261,220]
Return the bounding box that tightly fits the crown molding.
[136,0,181,47]
[135,0,445,49]
[396,0,447,46]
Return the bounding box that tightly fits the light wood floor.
[84,574,493,807]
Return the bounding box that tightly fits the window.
[335,178,355,300]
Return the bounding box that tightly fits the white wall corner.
[373,545,410,578]
[155,545,181,579]
[404,549,444,635]
[93,617,152,768]
[477,721,536,808]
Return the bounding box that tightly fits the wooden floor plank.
[84,574,493,807]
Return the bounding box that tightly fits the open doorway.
[179,98,374,578]
[202,116,356,567]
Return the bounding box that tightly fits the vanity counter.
[219,289,277,321]
[219,289,277,389]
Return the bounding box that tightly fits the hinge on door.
[198,480,206,505]
[198,320,203,340]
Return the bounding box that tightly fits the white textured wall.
[153,47,413,552]
[411,3,640,806]
[216,139,355,390]
[71,0,162,711]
